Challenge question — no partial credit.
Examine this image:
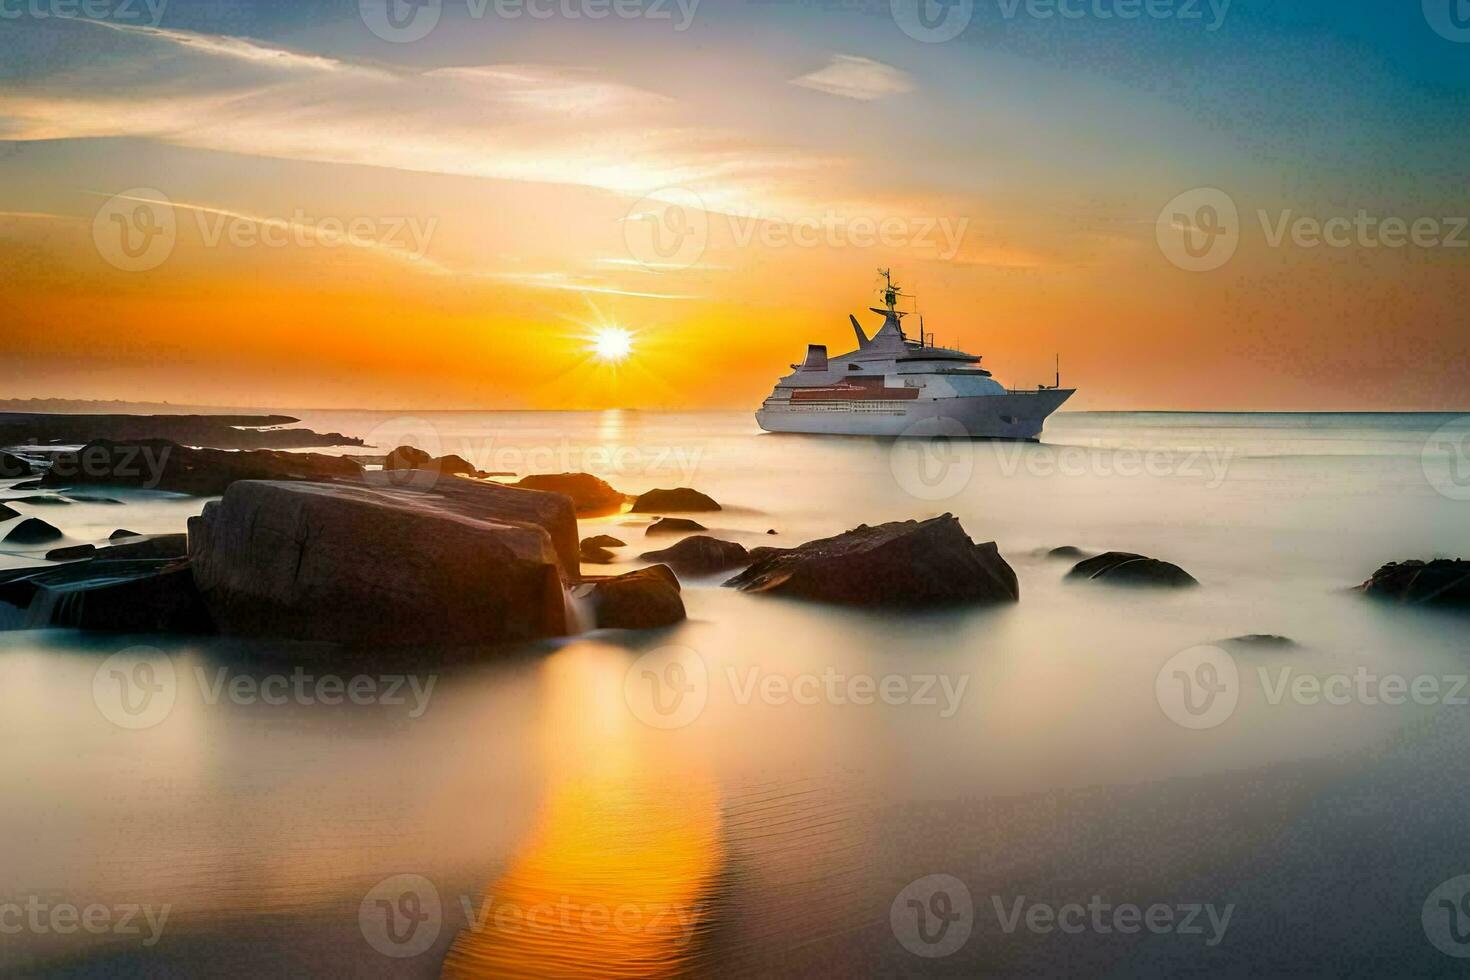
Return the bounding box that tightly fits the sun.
[588,326,634,363]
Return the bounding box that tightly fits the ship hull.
[756,389,1075,439]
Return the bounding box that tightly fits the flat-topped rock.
[580,543,616,564]
[725,514,1018,607]
[645,517,707,535]
[640,536,750,576]
[1360,559,1470,607]
[189,477,579,646]
[1066,551,1198,588]
[629,488,721,513]
[40,440,362,496]
[512,473,628,516]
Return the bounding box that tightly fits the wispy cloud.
[69,17,373,75]
[790,55,915,102]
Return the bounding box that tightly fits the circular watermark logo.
[891,874,973,958]
[362,415,445,490]
[92,188,176,273]
[623,645,708,729]
[890,0,974,43]
[360,873,443,957]
[360,0,442,42]
[1156,187,1239,272]
[92,646,177,730]
[1423,874,1470,957]
[1155,644,1238,730]
[1422,416,1470,501]
[889,415,975,501]
[622,187,708,271]
[1424,0,1470,42]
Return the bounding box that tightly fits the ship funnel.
[799,344,828,371]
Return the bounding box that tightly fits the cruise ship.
[755,271,1075,439]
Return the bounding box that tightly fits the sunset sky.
[1,0,1466,411]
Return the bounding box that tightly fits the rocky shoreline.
[1,430,1465,652]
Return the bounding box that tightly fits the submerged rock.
[585,564,685,629]
[1221,633,1297,648]
[40,440,362,496]
[580,543,617,565]
[0,452,35,478]
[1066,552,1198,588]
[582,534,626,549]
[8,495,69,506]
[1360,559,1470,607]
[645,517,707,535]
[1044,546,1093,560]
[46,544,97,562]
[4,517,62,544]
[188,478,578,646]
[63,494,123,505]
[512,473,627,516]
[629,488,721,513]
[640,536,750,576]
[725,514,1018,607]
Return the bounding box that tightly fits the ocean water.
[1,411,1468,976]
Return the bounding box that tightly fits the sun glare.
[589,326,634,363]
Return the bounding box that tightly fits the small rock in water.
[766,529,778,535]
[46,544,98,562]
[646,517,707,535]
[629,488,721,513]
[1222,634,1297,648]
[725,514,1018,607]
[587,564,685,629]
[582,534,626,549]
[580,544,617,564]
[1359,559,1470,607]
[3,518,63,544]
[640,536,750,575]
[110,529,142,540]
[9,495,69,506]
[63,494,124,505]
[1044,546,1092,560]
[1065,552,1198,588]
[10,480,44,491]
[0,503,19,521]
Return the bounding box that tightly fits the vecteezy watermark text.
[93,648,438,729]
[0,896,170,947]
[358,874,703,958]
[0,0,167,24]
[359,0,701,43]
[622,646,972,728]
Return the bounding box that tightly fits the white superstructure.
[756,271,1075,439]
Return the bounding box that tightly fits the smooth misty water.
[1,412,1468,977]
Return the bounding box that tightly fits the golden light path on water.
[441,644,724,979]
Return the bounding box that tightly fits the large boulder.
[1360,559,1470,607]
[4,517,62,544]
[511,473,627,516]
[1066,552,1198,588]
[584,565,685,629]
[40,440,362,496]
[188,478,579,646]
[724,515,1018,607]
[629,488,721,513]
[0,451,35,478]
[640,536,750,576]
